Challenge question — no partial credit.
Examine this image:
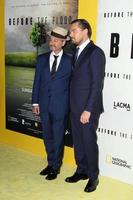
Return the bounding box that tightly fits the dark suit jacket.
[32,51,72,120]
[70,41,106,115]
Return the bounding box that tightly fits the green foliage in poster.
[29,22,47,55]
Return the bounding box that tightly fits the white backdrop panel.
[96,0,133,184]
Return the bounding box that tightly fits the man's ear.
[84,28,88,36]
[62,40,66,47]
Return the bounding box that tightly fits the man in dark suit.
[65,19,106,192]
[32,26,72,180]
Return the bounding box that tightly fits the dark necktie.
[73,47,79,69]
[51,55,58,77]
[74,47,80,62]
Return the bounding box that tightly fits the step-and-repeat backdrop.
[97,0,133,184]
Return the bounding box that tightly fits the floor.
[0,143,133,200]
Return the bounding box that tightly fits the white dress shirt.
[33,50,63,106]
[50,50,63,72]
[76,38,90,58]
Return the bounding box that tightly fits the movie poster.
[5,0,78,146]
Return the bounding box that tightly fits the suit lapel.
[73,41,95,71]
[55,53,65,74]
[43,53,51,80]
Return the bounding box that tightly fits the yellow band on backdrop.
[0,0,98,165]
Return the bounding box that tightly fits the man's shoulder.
[91,41,104,51]
[87,41,105,57]
[37,52,50,60]
[92,46,105,59]
[63,52,73,60]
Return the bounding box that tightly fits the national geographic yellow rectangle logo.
[106,155,131,169]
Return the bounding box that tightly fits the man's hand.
[80,111,91,124]
[32,105,40,115]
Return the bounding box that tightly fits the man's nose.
[49,41,54,45]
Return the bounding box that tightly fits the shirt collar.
[77,38,90,52]
[51,49,63,57]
